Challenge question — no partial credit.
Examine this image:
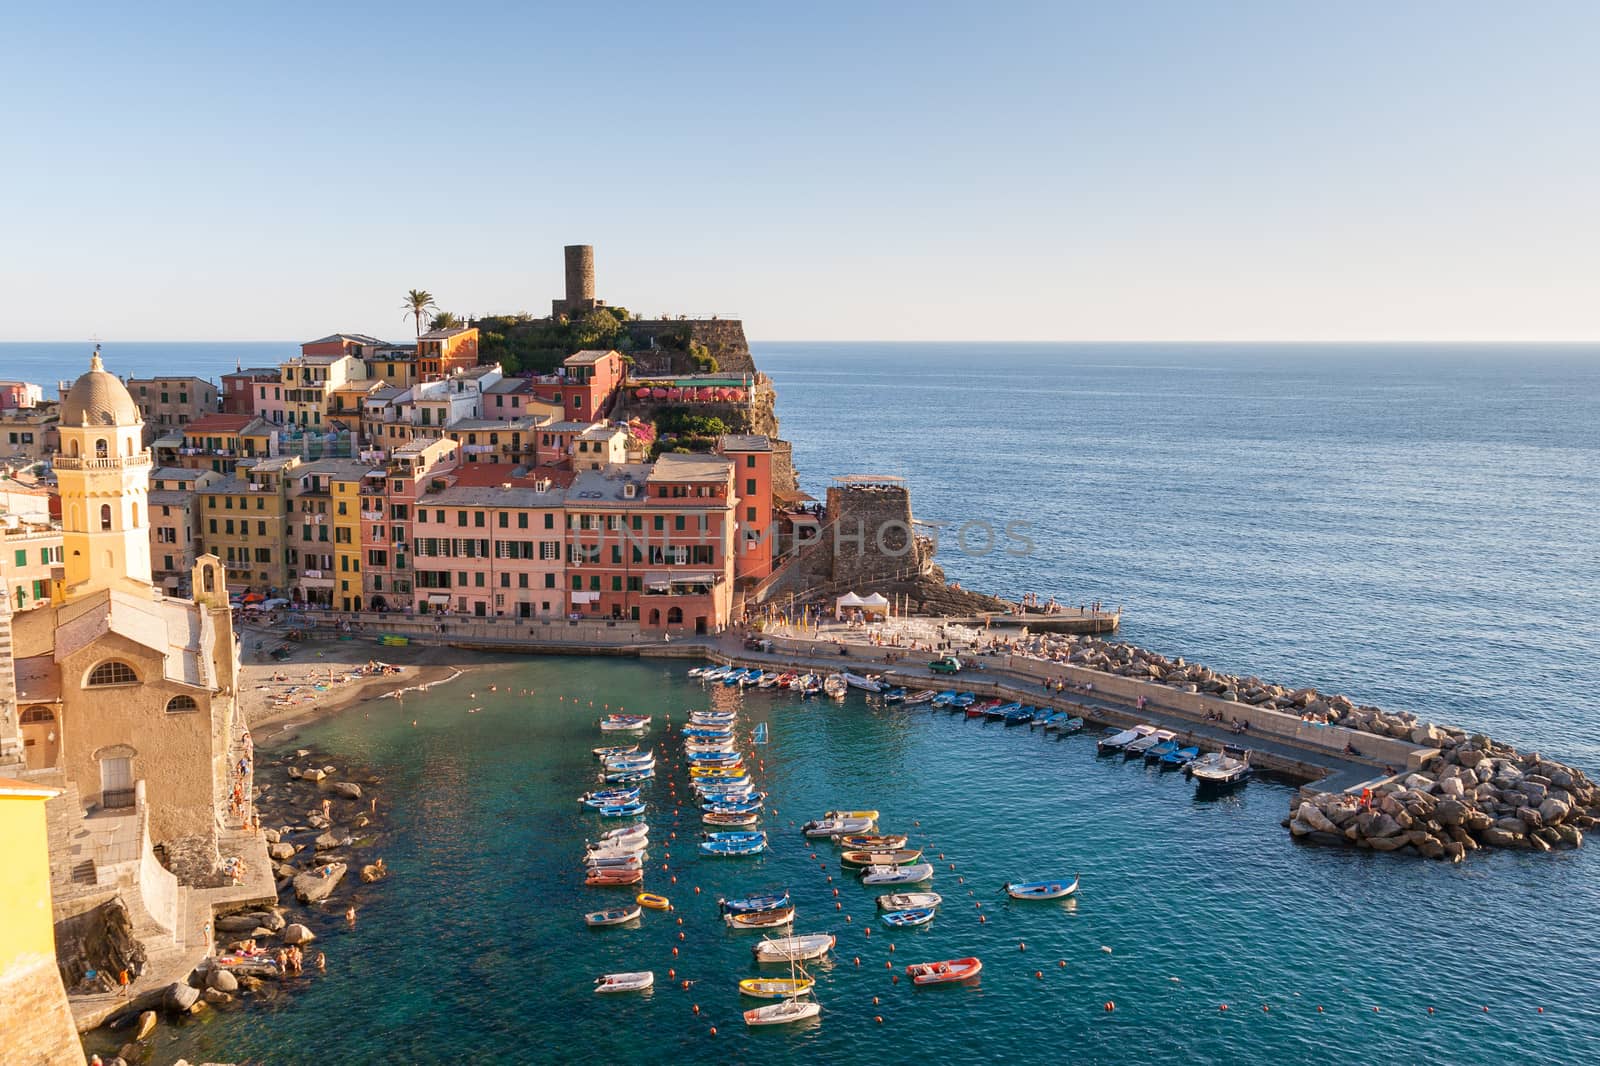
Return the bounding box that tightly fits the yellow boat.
[636,892,671,911]
[739,977,815,1000]
[826,809,879,821]
[690,765,747,778]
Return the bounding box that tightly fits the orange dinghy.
[905,957,982,986]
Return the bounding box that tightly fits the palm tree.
[402,289,437,338]
[428,311,464,331]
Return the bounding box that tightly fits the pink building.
[360,437,458,613]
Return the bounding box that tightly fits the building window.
[87,660,139,686]
[166,695,199,714]
[100,504,113,530]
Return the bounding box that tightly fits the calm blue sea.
[17,339,1600,1063]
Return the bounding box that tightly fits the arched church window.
[87,661,138,686]
[101,504,112,530]
[96,438,108,458]
[165,695,198,714]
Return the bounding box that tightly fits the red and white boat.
[905,956,982,986]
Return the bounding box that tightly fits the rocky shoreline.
[90,744,393,1065]
[1007,632,1593,861]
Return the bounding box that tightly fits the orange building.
[417,327,480,381]
[718,434,775,584]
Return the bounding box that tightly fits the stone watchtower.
[552,244,605,318]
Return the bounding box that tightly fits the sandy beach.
[236,623,488,745]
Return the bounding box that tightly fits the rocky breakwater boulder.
[1287,734,1597,861]
[292,862,347,903]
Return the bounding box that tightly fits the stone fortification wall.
[625,319,756,374]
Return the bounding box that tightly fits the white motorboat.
[801,815,875,838]
[753,934,836,963]
[876,892,942,910]
[859,862,934,886]
[843,672,882,693]
[1097,724,1155,754]
[1124,729,1175,757]
[1188,746,1252,787]
[594,971,654,993]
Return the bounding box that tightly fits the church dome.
[61,351,141,427]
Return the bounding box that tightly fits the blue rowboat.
[1160,744,1200,769]
[951,693,976,708]
[882,688,907,703]
[1145,739,1181,763]
[881,907,936,928]
[721,669,749,686]
[1004,876,1079,900]
[739,670,765,687]
[700,833,768,856]
[689,711,737,723]
[929,690,958,707]
[580,787,640,807]
[720,891,791,915]
[702,797,764,814]
[1003,706,1035,725]
[682,726,732,739]
[986,701,1019,721]
[604,769,655,784]
[703,830,764,844]
[598,801,647,818]
[686,752,743,766]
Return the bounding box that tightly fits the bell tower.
[55,348,153,596]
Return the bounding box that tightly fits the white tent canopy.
[859,593,891,616]
[835,592,867,613]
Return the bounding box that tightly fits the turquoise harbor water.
[159,660,1599,1065]
[10,340,1600,1061]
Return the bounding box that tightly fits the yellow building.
[327,462,374,612]
[0,778,83,1066]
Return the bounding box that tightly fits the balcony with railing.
[54,453,154,471]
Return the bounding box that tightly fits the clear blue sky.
[4,1,1597,342]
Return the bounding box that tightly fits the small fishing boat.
[721,668,750,686]
[721,892,792,915]
[585,904,642,927]
[594,971,654,994]
[903,689,938,705]
[881,906,936,928]
[637,892,671,911]
[682,727,733,740]
[950,693,976,709]
[739,977,815,999]
[823,674,848,700]
[753,934,835,963]
[1098,724,1155,754]
[700,832,768,856]
[860,862,934,885]
[603,754,656,772]
[743,998,821,1027]
[836,833,908,851]
[686,666,710,679]
[1159,744,1200,769]
[1004,876,1079,900]
[740,670,766,688]
[1145,739,1181,763]
[802,815,875,838]
[600,823,649,841]
[704,810,761,827]
[905,957,981,986]
[585,868,644,886]
[1125,729,1176,759]
[983,700,1018,720]
[758,672,782,689]
[579,787,640,807]
[877,891,942,910]
[725,906,795,930]
[825,809,880,821]
[599,714,652,733]
[843,672,882,693]
[690,710,737,724]
[587,831,648,850]
[686,750,743,766]
[603,768,655,784]
[930,691,959,708]
[584,854,643,870]
[882,687,907,703]
[702,797,764,814]
[1003,706,1035,725]
[840,848,922,868]
[1189,746,1252,788]
[1049,716,1086,735]
[597,801,646,818]
[592,744,639,760]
